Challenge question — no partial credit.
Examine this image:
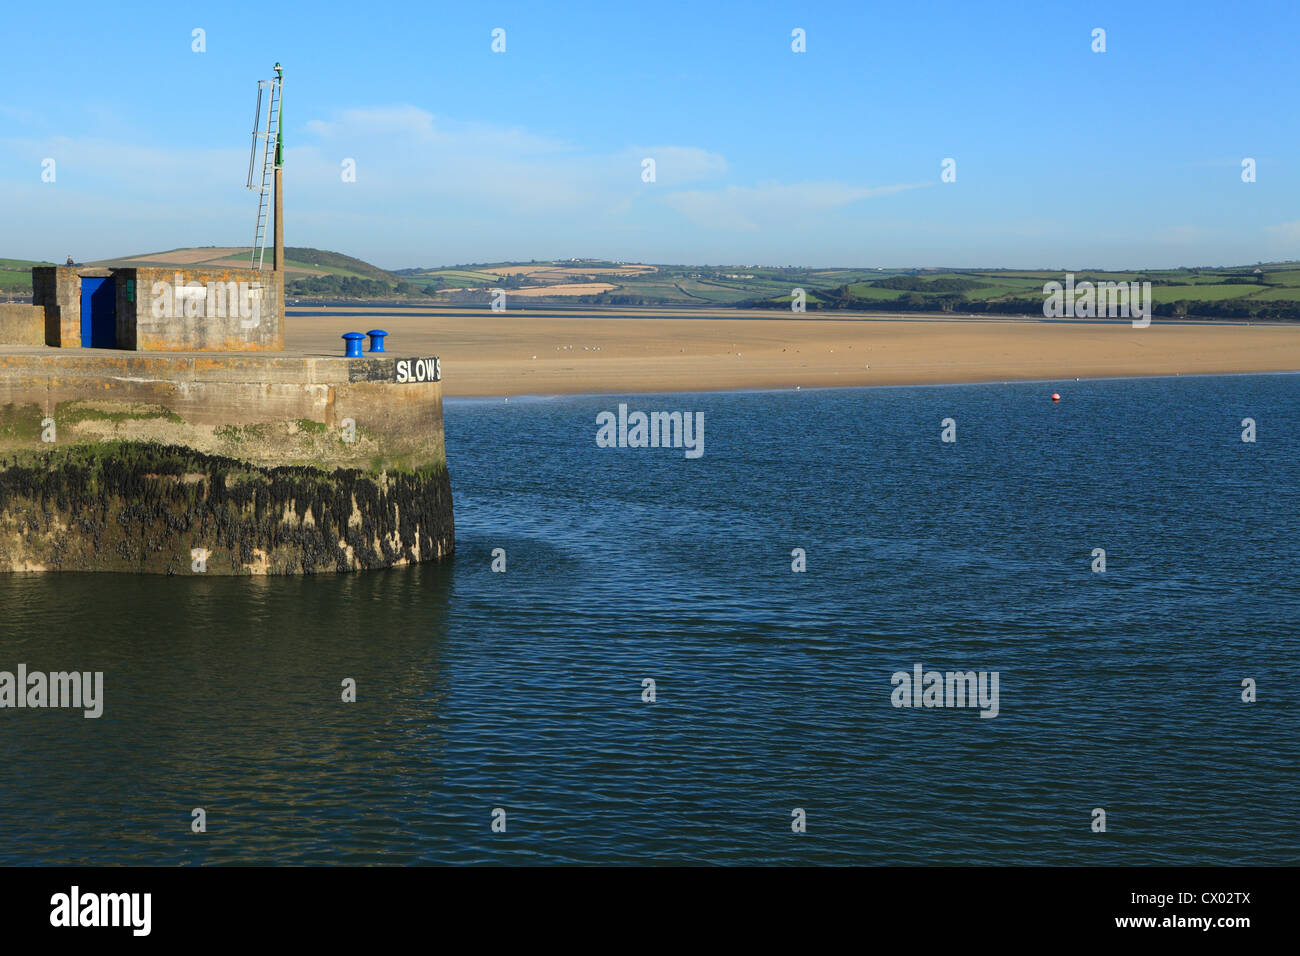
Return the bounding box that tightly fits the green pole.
[274,63,283,168]
[272,62,284,271]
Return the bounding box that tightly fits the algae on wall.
[0,442,454,574]
[0,399,444,474]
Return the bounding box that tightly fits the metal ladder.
[246,75,281,270]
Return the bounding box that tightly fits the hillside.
[2,246,412,300]
[395,260,902,306]
[84,245,391,278]
[0,257,56,296]
[397,260,1300,318]
[6,249,1300,318]
[83,246,411,299]
[738,264,1300,321]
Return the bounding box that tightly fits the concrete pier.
[0,348,453,574]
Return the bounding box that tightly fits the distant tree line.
[871,275,989,293]
[580,292,668,306]
[286,275,417,298]
[740,284,1300,321]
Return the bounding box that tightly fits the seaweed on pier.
[0,441,454,574]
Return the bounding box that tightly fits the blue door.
[80,277,116,348]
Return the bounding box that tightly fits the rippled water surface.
[1,375,1297,864]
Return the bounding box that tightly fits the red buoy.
[1051,392,1061,402]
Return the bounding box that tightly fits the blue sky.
[2,0,1296,270]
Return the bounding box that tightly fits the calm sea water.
[1,374,1296,865]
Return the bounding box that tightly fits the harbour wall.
[0,305,44,346]
[0,352,453,574]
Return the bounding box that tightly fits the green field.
[1149,283,1261,304]
[1247,286,1300,302]
[0,258,54,294]
[739,264,1300,320]
[411,270,502,284]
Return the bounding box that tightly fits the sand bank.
[284,308,1300,397]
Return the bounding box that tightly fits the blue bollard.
[366,329,388,353]
[342,332,365,357]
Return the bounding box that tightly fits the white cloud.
[290,107,729,219]
[0,104,922,264]
[305,106,571,157]
[1152,225,1211,243]
[626,145,728,186]
[662,181,929,231]
[1265,220,1300,241]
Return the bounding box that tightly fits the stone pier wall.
[117,267,284,351]
[0,352,453,574]
[0,305,44,346]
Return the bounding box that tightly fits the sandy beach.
[284,308,1300,397]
